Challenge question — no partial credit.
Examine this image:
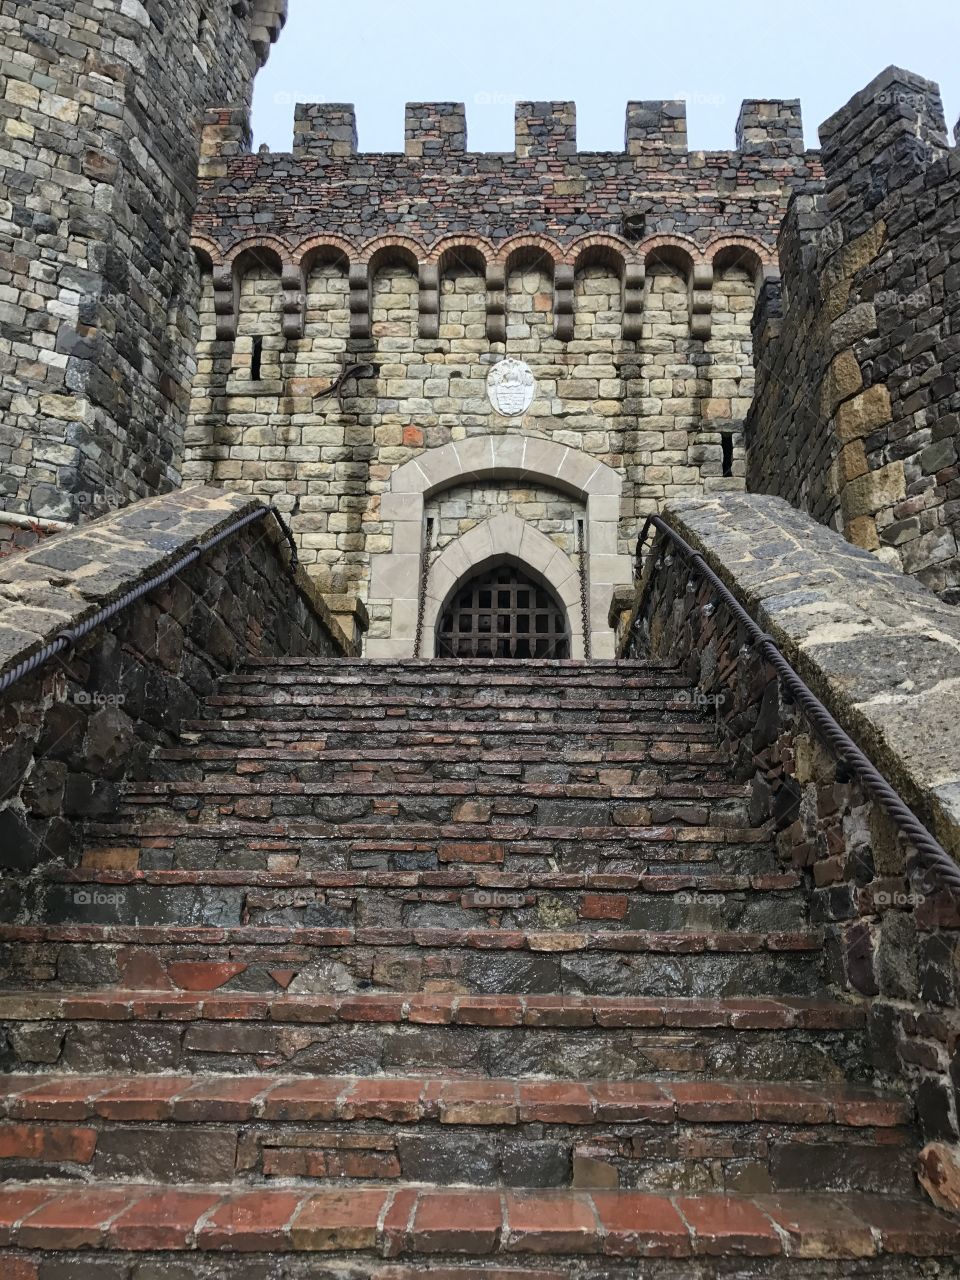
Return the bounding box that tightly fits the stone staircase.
[1,657,959,1276]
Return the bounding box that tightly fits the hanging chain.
[413,518,433,659]
[577,518,591,660]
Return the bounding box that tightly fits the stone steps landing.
[0,992,866,1081]
[32,867,806,933]
[0,1075,915,1194]
[1,1182,958,1269]
[0,923,825,999]
[80,818,775,876]
[4,657,948,1272]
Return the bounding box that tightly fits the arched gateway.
[368,436,632,659]
[436,562,571,659]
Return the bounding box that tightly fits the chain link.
[577,520,591,660]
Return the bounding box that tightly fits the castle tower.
[0,0,286,522]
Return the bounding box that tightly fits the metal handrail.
[0,504,299,698]
[635,514,960,897]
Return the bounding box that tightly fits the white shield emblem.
[487,358,536,417]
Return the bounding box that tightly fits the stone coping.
[636,494,960,858]
[0,487,352,675]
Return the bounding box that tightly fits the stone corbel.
[554,264,575,342]
[690,262,713,340]
[213,265,239,341]
[486,263,506,344]
[349,263,371,339]
[281,263,305,340]
[419,264,440,339]
[622,262,645,340]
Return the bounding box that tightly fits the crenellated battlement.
[208,96,807,163]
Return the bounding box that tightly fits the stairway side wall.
[0,486,349,895]
[622,491,960,1148]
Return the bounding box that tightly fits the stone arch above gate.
[369,435,631,658]
[422,514,584,659]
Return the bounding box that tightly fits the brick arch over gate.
[368,436,632,658]
[423,514,584,659]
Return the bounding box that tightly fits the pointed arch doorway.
[436,560,571,660]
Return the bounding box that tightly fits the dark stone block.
[500,1138,570,1187]
[397,1132,497,1184]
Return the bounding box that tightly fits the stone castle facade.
[1,4,958,647]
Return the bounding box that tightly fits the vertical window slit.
[721,432,734,478]
[251,336,263,382]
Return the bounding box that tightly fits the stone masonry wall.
[0,486,349,898]
[748,67,960,601]
[623,493,960,1149]
[425,481,585,560]
[185,98,819,637]
[0,0,286,524]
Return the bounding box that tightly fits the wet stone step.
[0,1075,915,1194]
[1,1182,957,1263]
[162,744,737,786]
[156,747,737,783]
[114,787,751,833]
[80,820,777,876]
[0,924,824,998]
[188,719,721,747]
[0,992,868,1080]
[232,660,686,680]
[32,871,806,934]
[203,696,711,727]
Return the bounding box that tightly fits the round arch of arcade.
[368,435,632,660]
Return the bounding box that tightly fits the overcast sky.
[252,0,959,155]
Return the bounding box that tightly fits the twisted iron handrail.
[635,514,960,897]
[0,505,299,698]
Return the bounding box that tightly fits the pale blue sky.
[252,0,959,154]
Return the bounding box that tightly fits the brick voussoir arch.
[292,234,355,272]
[421,514,585,659]
[225,235,292,273]
[429,235,496,272]
[359,235,425,270]
[641,234,704,274]
[190,235,225,270]
[368,436,630,660]
[707,234,779,294]
[497,233,565,272]
[570,234,639,274]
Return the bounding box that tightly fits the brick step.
[0,991,866,1079]
[114,785,750,833]
[232,656,682,683]
[162,743,736,786]
[208,690,709,716]
[34,868,805,933]
[189,716,720,746]
[81,819,774,877]
[202,690,710,715]
[0,924,824,997]
[140,771,751,807]
[1,1183,957,1263]
[0,1075,915,1194]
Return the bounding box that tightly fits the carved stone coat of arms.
[486,358,536,417]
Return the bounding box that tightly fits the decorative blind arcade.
[436,564,571,659]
